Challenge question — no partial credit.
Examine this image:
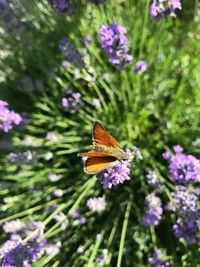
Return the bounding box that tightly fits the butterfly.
[78,121,129,174]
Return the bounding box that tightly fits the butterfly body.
[79,121,129,174]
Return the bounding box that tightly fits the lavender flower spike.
[0,234,46,267]
[149,249,170,267]
[169,153,200,183]
[144,194,163,227]
[133,60,148,74]
[149,0,182,19]
[48,0,73,14]
[3,219,25,234]
[97,160,131,189]
[0,100,22,132]
[87,197,106,212]
[99,23,133,69]
[168,186,199,244]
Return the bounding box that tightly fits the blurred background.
[0,1,199,266]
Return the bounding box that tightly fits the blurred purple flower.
[87,197,106,212]
[97,249,108,266]
[10,151,38,165]
[0,0,9,16]
[48,0,73,14]
[3,219,25,234]
[169,153,200,183]
[0,100,22,132]
[149,0,182,18]
[61,60,69,68]
[162,151,171,160]
[99,23,133,69]
[97,160,131,189]
[83,36,93,47]
[54,212,69,230]
[0,234,46,267]
[61,90,83,112]
[146,170,163,190]
[133,60,148,74]
[71,209,87,224]
[59,37,84,68]
[149,249,170,267]
[144,194,163,227]
[173,145,183,154]
[168,186,199,244]
[45,240,61,256]
[46,131,62,142]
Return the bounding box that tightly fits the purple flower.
[83,36,93,47]
[126,146,143,161]
[0,234,46,267]
[61,90,83,112]
[45,240,61,255]
[3,219,25,234]
[146,170,163,190]
[54,212,69,230]
[173,145,183,154]
[149,1,165,18]
[149,0,182,18]
[48,0,73,14]
[97,160,131,189]
[133,60,148,74]
[61,60,69,68]
[87,197,106,212]
[169,153,200,183]
[46,131,62,142]
[59,37,84,68]
[168,0,182,16]
[148,249,170,267]
[71,209,87,224]
[144,194,163,227]
[0,100,22,132]
[10,151,38,165]
[99,23,133,69]
[168,186,199,244]
[96,249,108,266]
[162,151,171,160]
[0,0,9,16]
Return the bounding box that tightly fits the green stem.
[150,225,157,250]
[116,201,131,267]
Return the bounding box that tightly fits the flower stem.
[117,201,131,267]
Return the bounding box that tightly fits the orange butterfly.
[78,121,129,174]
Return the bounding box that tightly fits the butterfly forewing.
[84,156,116,174]
[93,121,121,149]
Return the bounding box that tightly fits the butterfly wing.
[84,156,116,174]
[93,121,122,149]
[79,151,116,158]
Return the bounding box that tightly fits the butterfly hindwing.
[79,151,116,158]
[84,156,116,174]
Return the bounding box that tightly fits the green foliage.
[0,1,199,266]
